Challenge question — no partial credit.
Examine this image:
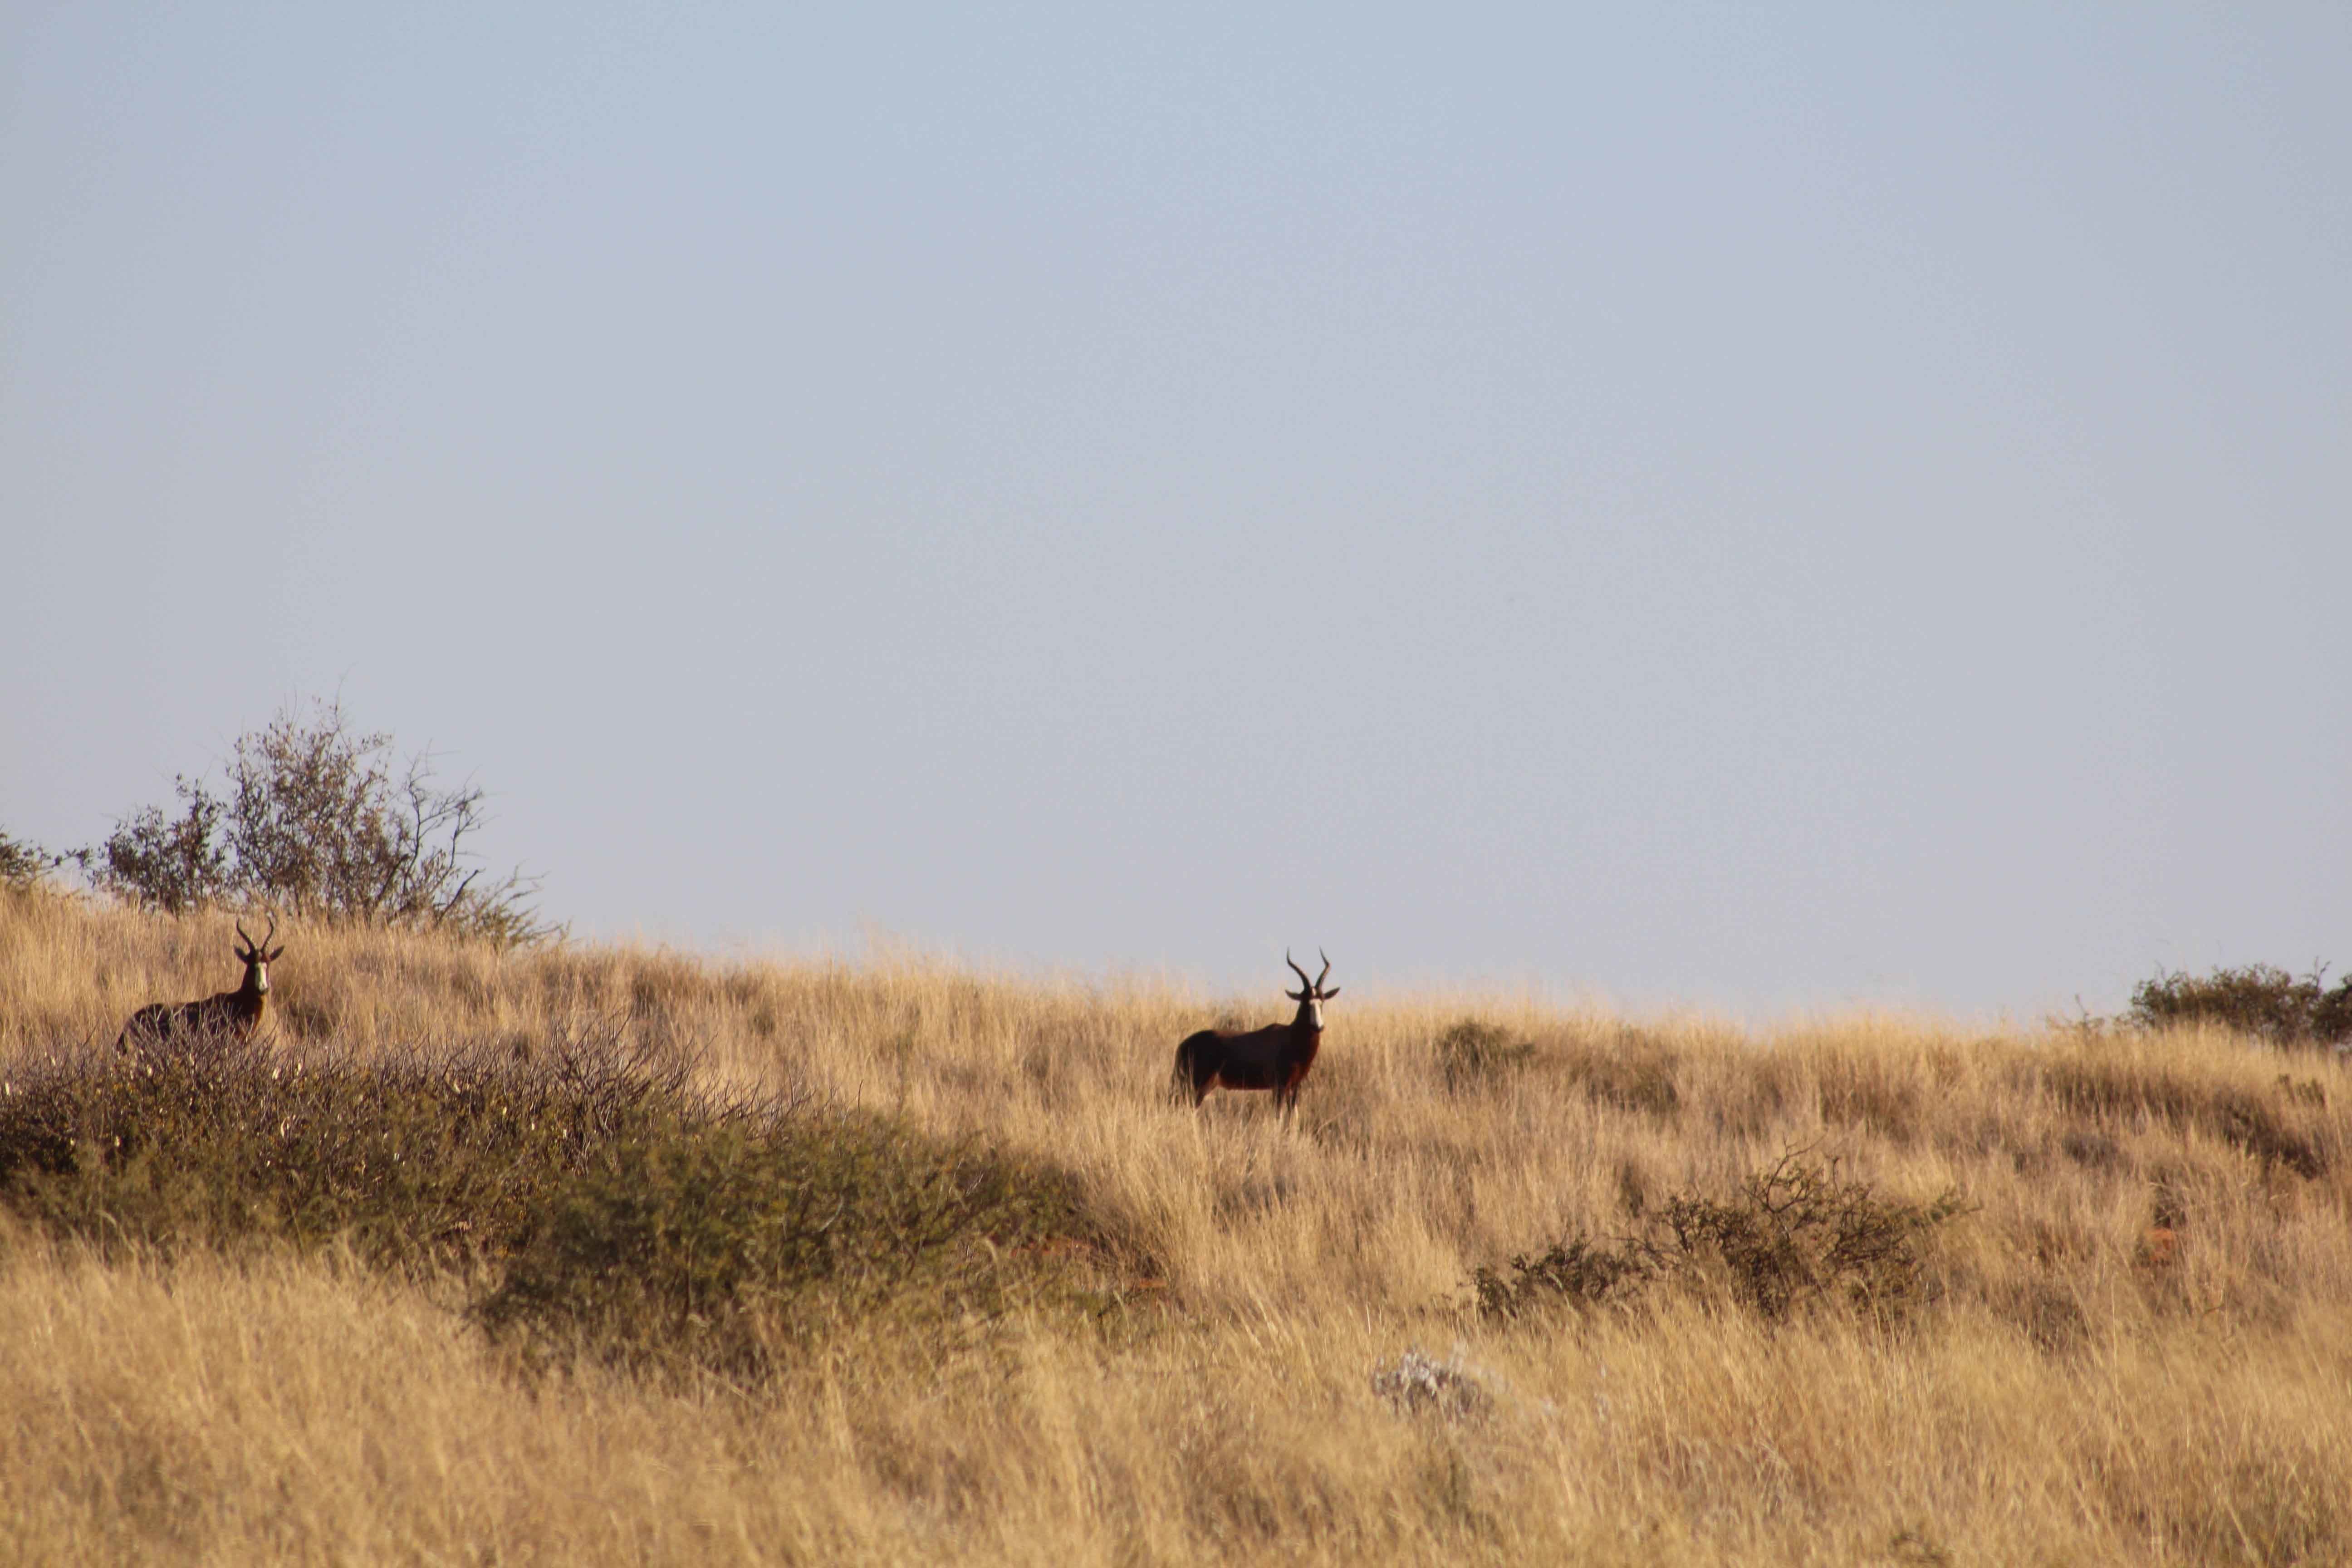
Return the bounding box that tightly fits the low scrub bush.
[475,1113,1102,1381]
[0,1024,704,1270]
[1473,1150,1965,1325]
[2127,963,2352,1049]
[1471,1235,1653,1318]
[1651,1150,1964,1320]
[0,1026,1120,1382]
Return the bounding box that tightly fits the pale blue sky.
[5,4,2347,1014]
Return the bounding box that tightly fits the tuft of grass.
[2042,1058,2332,1180]
[1555,1024,1683,1117]
[1432,1019,1536,1091]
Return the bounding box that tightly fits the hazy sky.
[6,4,2347,1015]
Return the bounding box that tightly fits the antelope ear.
[1285,988,1305,1001]
[1322,987,1340,999]
[266,946,285,961]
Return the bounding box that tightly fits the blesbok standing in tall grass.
[117,916,284,1055]
[1172,951,1339,1117]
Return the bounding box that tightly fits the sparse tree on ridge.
[81,698,553,947]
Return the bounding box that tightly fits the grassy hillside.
[3,887,2347,1565]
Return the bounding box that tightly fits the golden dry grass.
[4,887,2349,1565]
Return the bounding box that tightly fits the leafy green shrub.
[1473,1151,1965,1325]
[2127,964,2352,1049]
[81,697,551,946]
[1434,1019,1537,1091]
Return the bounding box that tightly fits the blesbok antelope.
[117,917,284,1055]
[1172,951,1339,1116]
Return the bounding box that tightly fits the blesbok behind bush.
[117,917,284,1055]
[1172,951,1339,1116]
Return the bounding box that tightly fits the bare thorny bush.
[77,698,552,947]
[1472,1149,1967,1328]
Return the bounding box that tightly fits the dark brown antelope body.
[118,918,283,1055]
[1173,951,1338,1115]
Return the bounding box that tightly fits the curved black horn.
[262,912,277,948]
[1315,949,1332,989]
[235,920,254,951]
[1286,950,1313,989]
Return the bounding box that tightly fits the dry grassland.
[3,889,2348,1565]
